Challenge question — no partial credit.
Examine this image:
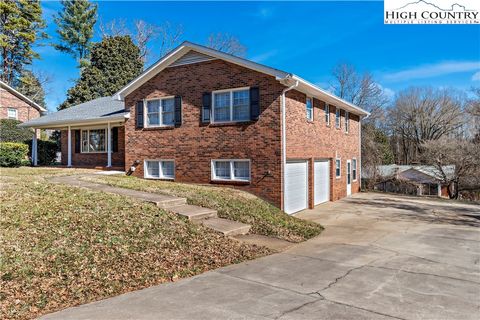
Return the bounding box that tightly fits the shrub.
[27,140,58,165]
[0,142,29,167]
[0,119,33,142]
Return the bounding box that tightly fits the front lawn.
[84,175,323,242]
[0,168,271,320]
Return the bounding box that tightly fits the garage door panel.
[285,161,308,214]
[314,160,330,205]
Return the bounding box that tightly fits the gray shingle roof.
[362,164,455,181]
[19,97,128,128]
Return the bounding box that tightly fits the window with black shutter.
[202,92,211,123]
[250,87,260,121]
[74,130,80,153]
[174,96,182,126]
[136,100,144,128]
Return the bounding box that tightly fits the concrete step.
[168,204,217,221]
[200,218,251,236]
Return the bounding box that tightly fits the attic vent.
[168,50,216,67]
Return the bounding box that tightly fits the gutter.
[18,113,130,129]
[281,78,299,211]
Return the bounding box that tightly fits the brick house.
[21,42,369,214]
[0,80,46,122]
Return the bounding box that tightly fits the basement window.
[144,160,175,179]
[212,159,250,182]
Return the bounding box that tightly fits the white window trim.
[7,108,18,120]
[306,96,313,121]
[335,158,341,179]
[345,111,349,133]
[212,87,250,124]
[211,159,251,182]
[144,96,176,128]
[335,107,341,129]
[352,158,357,182]
[144,159,175,180]
[325,104,330,125]
[81,128,107,153]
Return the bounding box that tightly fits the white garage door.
[285,161,308,214]
[314,160,330,205]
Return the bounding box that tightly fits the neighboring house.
[363,164,454,198]
[0,80,46,122]
[20,41,369,214]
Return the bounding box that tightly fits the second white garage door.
[285,161,308,214]
[314,160,330,205]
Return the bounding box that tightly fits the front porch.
[18,96,129,169]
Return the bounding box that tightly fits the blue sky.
[34,1,480,111]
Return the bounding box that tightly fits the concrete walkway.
[41,192,480,320]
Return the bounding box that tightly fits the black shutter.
[174,95,182,126]
[250,87,260,121]
[112,127,118,152]
[136,100,144,129]
[74,130,80,153]
[201,92,211,123]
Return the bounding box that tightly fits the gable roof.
[363,164,456,181]
[19,97,128,128]
[0,80,47,112]
[114,41,370,117]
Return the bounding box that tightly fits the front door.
[346,160,352,196]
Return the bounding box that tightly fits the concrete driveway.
[42,192,480,320]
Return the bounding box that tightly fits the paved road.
[42,193,480,320]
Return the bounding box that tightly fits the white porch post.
[67,126,72,167]
[107,122,112,167]
[32,128,38,166]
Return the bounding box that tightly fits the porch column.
[107,122,112,167]
[32,128,38,166]
[67,126,72,167]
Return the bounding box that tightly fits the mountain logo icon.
[395,0,475,11]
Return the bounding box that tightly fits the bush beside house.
[0,142,29,167]
[0,119,33,143]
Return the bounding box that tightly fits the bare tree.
[388,87,466,164]
[465,87,480,142]
[422,138,480,199]
[99,19,183,65]
[331,63,389,124]
[206,33,246,57]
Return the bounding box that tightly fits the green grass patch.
[0,168,270,319]
[84,175,323,243]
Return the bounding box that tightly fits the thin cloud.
[472,71,480,81]
[383,61,480,82]
[250,50,278,63]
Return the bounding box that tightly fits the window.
[306,97,313,121]
[212,88,250,122]
[7,108,17,120]
[81,129,106,153]
[145,160,175,179]
[325,104,330,125]
[335,108,341,128]
[352,159,357,181]
[345,111,349,133]
[335,159,341,178]
[212,160,250,182]
[146,97,175,127]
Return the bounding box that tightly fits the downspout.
[281,79,299,211]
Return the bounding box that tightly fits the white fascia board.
[18,114,129,129]
[0,80,47,112]
[288,75,370,117]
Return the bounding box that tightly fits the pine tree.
[15,70,46,108]
[59,36,143,109]
[0,0,46,84]
[54,0,97,67]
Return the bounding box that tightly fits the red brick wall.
[124,59,285,206]
[285,89,361,206]
[60,126,125,168]
[0,87,41,122]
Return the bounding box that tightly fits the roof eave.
[0,80,47,112]
[19,113,129,129]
